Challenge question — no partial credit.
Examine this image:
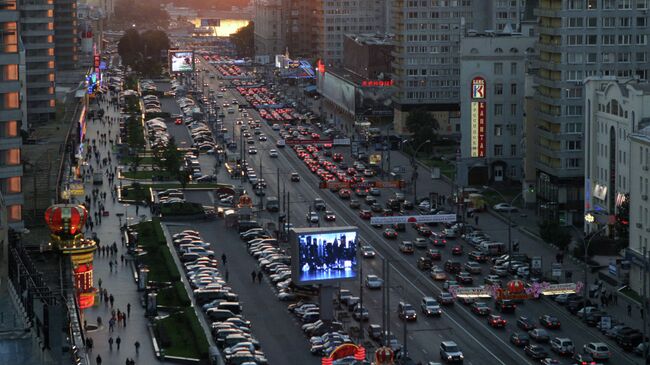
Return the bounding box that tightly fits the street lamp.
[403,139,431,205]
[482,186,523,272]
[570,224,607,323]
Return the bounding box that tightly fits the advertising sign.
[470,76,487,158]
[369,154,382,166]
[291,227,359,284]
[333,138,351,146]
[369,214,456,225]
[201,18,221,27]
[319,180,404,190]
[600,316,612,330]
[284,138,334,146]
[449,286,492,298]
[472,77,486,99]
[169,50,195,73]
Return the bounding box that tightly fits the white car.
[365,275,383,289]
[493,203,518,212]
[583,342,610,360]
[269,149,278,158]
[306,211,319,223]
[361,245,376,258]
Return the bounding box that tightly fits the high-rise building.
[530,0,650,225]
[457,25,536,186]
[0,0,24,229]
[19,0,57,125]
[54,0,79,71]
[253,0,285,64]
[391,0,525,134]
[318,0,389,66]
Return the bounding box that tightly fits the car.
[572,353,595,365]
[269,149,279,158]
[361,245,376,258]
[290,172,300,182]
[430,233,448,246]
[437,292,454,305]
[258,134,267,141]
[539,314,561,329]
[414,237,428,249]
[463,261,482,274]
[468,251,488,263]
[367,324,382,340]
[365,275,384,289]
[360,209,373,220]
[439,341,464,363]
[509,332,530,347]
[350,199,361,209]
[549,337,574,356]
[417,257,433,270]
[484,275,502,286]
[421,297,442,316]
[428,249,442,260]
[524,344,549,359]
[470,302,490,316]
[338,189,352,199]
[451,245,463,255]
[455,272,473,284]
[352,304,369,321]
[517,316,536,331]
[539,359,560,365]
[431,267,447,281]
[248,147,258,154]
[397,302,417,321]
[383,228,397,239]
[369,187,381,196]
[399,241,415,254]
[528,328,550,343]
[487,314,507,328]
[306,211,319,223]
[494,299,516,313]
[324,211,336,221]
[493,203,518,212]
[583,342,610,361]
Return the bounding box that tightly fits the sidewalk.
[74,90,169,365]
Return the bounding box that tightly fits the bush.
[539,221,572,249]
[160,202,205,216]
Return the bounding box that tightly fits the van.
[479,242,507,256]
[266,197,279,212]
[218,301,243,315]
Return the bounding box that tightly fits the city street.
[174,59,646,364]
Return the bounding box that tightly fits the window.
[2,148,19,165]
[587,17,597,27]
[510,83,517,95]
[510,62,517,75]
[4,176,20,194]
[567,17,584,27]
[638,17,647,27]
[587,0,598,8]
[567,88,583,98]
[603,17,616,27]
[565,105,583,116]
[509,124,517,136]
[566,158,580,168]
[586,35,597,44]
[510,144,517,156]
[566,140,582,150]
[510,104,517,115]
[620,17,631,27]
[494,104,503,116]
[1,121,18,138]
[494,144,503,156]
[565,123,582,133]
[587,53,597,63]
[3,92,18,109]
[494,62,503,75]
[2,65,17,81]
[567,53,583,64]
[7,204,20,222]
[494,124,503,136]
[567,35,583,45]
[637,52,647,62]
[494,83,503,95]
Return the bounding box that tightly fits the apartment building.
[54,0,79,70]
[530,0,650,225]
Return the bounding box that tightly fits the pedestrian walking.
[134,340,140,354]
[86,337,93,352]
[97,316,102,327]
[109,318,115,332]
[222,253,227,265]
[127,303,131,317]
[108,337,113,350]
[96,354,102,365]
[116,336,121,350]
[98,278,102,290]
[251,270,256,283]
[257,271,263,284]
[121,254,125,264]
[109,294,114,308]
[109,261,113,272]
[474,215,479,225]
[628,304,633,316]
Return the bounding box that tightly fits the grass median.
[155,310,209,359]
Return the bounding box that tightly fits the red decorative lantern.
[507,279,525,293]
[321,358,333,365]
[375,346,395,364]
[44,204,88,237]
[354,346,366,360]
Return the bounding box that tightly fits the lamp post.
[482,186,523,272]
[403,139,431,205]
[570,223,607,323]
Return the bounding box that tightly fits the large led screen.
[170,51,194,73]
[291,227,358,284]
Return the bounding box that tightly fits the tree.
[162,139,182,176]
[539,221,572,250]
[405,109,440,154]
[614,193,630,245]
[118,29,170,76]
[140,30,170,59]
[117,28,143,68]
[178,168,192,189]
[230,22,254,58]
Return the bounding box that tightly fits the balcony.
[0,165,22,180]
[534,8,562,18]
[0,136,21,150]
[536,25,563,36]
[537,42,562,53]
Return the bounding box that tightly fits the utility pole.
[358,246,364,343]
[381,258,387,346]
[277,168,280,199]
[386,259,391,347]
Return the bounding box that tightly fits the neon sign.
[361,80,394,87]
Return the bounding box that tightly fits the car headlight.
[460,354,464,359]
[447,355,452,360]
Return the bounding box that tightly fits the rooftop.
[345,33,394,46]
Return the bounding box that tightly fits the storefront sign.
[472,77,486,99]
[361,80,394,87]
[449,286,492,298]
[369,214,456,225]
[470,77,486,158]
[369,154,382,165]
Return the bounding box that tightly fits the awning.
[304,85,318,93]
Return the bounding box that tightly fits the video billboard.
[291,227,358,284]
[170,50,195,73]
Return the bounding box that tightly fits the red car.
[332,153,343,162]
[451,246,463,255]
[487,314,507,328]
[430,233,447,246]
[383,228,398,239]
[427,249,442,260]
[338,189,351,199]
[539,315,561,329]
[359,210,372,220]
[417,226,433,237]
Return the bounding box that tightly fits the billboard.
[369,214,456,225]
[170,50,195,73]
[470,77,486,157]
[291,227,358,284]
[201,18,221,27]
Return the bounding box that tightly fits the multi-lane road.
[180,57,642,365]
